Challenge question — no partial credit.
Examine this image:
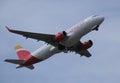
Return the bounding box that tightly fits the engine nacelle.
[80,40,93,50]
[55,31,67,41]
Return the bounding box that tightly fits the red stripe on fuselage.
[22,55,42,66]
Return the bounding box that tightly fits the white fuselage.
[32,15,104,61]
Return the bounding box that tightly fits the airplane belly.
[62,28,85,46]
[62,35,80,47]
[63,22,94,47]
[31,45,61,61]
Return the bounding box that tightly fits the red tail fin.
[15,45,31,60]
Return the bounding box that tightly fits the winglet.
[5,26,12,31]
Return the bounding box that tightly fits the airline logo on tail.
[15,45,31,60]
[5,45,41,70]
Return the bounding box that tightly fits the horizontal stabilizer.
[26,65,34,70]
[5,59,25,64]
[16,65,34,70]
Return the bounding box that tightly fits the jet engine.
[80,40,93,50]
[54,31,67,41]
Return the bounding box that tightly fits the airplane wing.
[6,26,57,46]
[69,41,92,57]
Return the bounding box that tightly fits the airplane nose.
[96,16,104,25]
[99,16,104,23]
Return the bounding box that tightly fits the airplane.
[5,15,104,70]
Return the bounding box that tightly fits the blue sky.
[0,0,120,83]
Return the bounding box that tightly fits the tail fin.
[4,59,34,70]
[15,45,31,60]
[5,45,34,70]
